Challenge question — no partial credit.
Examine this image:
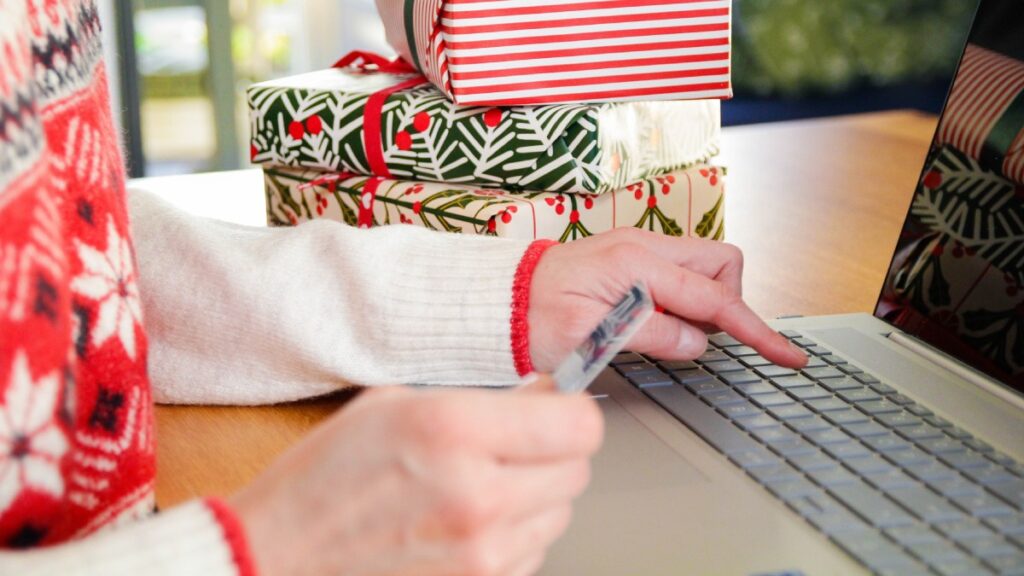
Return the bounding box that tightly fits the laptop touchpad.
[591,395,706,492]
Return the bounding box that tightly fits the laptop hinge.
[887,331,1024,412]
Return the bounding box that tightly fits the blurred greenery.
[733,0,975,96]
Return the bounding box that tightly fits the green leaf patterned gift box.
[263,166,725,243]
[248,62,720,196]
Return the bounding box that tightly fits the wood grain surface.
[154,111,938,507]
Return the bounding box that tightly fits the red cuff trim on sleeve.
[205,498,259,576]
[511,239,558,376]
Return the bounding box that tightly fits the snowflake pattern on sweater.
[0,0,155,547]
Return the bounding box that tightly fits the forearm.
[0,500,253,576]
[128,187,538,405]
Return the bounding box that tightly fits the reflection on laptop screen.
[875,0,1024,392]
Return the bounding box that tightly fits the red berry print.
[501,211,512,224]
[556,195,565,204]
[487,218,497,232]
[699,169,709,177]
[666,175,676,184]
[544,197,556,206]
[396,130,413,150]
[952,245,964,258]
[584,197,594,210]
[661,184,670,194]
[413,201,422,214]
[634,189,643,200]
[250,144,258,161]
[288,120,304,140]
[508,206,517,213]
[306,115,323,135]
[316,205,324,215]
[569,209,580,223]
[709,175,718,186]
[413,112,431,132]
[555,204,565,216]
[923,170,943,189]
[931,243,944,256]
[483,108,503,128]
[647,196,657,208]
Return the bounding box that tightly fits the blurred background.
[100,0,975,178]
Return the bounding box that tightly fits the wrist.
[511,239,559,376]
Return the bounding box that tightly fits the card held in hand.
[553,284,655,394]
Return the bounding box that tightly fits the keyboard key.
[728,446,780,469]
[906,540,974,564]
[740,355,773,368]
[771,374,815,389]
[804,356,828,368]
[748,464,803,485]
[870,382,898,395]
[885,447,933,468]
[829,483,917,528]
[658,359,699,371]
[685,379,730,395]
[698,350,730,363]
[805,396,848,413]
[724,345,757,357]
[643,385,760,455]
[856,399,902,415]
[805,427,853,446]
[735,415,780,432]
[952,492,1017,518]
[671,368,715,385]
[964,465,1018,487]
[863,434,914,453]
[824,441,871,460]
[750,393,795,409]
[854,372,881,384]
[941,452,993,472]
[936,518,997,541]
[839,364,864,375]
[804,366,845,379]
[886,524,946,546]
[876,411,925,428]
[830,531,922,572]
[768,438,818,458]
[806,345,831,356]
[751,427,801,445]
[611,352,646,365]
[945,427,972,441]
[926,475,987,499]
[960,535,1020,559]
[888,393,915,405]
[908,460,959,483]
[709,333,741,348]
[786,416,831,434]
[842,420,889,438]
[865,469,918,490]
[898,425,946,442]
[627,372,674,387]
[988,478,1024,509]
[824,409,869,426]
[931,557,994,576]
[925,414,954,429]
[837,388,882,403]
[887,485,964,523]
[963,438,993,453]
[983,513,1024,536]
[717,402,761,420]
[808,466,860,487]
[788,451,840,472]
[718,370,762,386]
[767,478,821,500]
[919,438,967,456]
[616,362,660,377]
[733,382,776,396]
[844,454,896,474]
[700,389,746,407]
[792,337,816,347]
[703,360,748,374]
[818,376,863,392]
[755,365,797,379]
[780,330,802,339]
[767,404,813,420]
[906,403,934,417]
[822,354,849,366]
[787,385,832,401]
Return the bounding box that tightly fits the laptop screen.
[874,0,1024,393]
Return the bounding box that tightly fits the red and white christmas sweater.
[0,1,546,573]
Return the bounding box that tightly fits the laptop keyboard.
[611,330,1024,576]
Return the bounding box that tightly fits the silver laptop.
[544,1,1024,574]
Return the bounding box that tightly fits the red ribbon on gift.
[333,51,427,179]
[298,171,383,229]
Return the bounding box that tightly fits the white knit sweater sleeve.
[127,186,535,405]
[0,501,246,576]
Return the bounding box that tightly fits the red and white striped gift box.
[937,44,1024,184]
[376,0,733,106]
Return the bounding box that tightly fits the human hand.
[230,376,602,576]
[528,228,807,373]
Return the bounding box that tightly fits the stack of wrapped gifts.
[249,0,733,242]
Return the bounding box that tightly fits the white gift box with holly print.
[263,165,725,243]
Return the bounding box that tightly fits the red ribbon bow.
[333,50,419,75]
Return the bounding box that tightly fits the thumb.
[516,373,557,393]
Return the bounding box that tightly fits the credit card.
[552,283,655,394]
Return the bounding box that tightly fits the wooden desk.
[153,110,938,507]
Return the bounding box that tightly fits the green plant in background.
[733,0,975,96]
